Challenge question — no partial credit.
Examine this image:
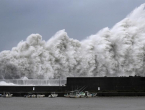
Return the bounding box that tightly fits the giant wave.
[0,4,145,79]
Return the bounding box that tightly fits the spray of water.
[0,4,145,79]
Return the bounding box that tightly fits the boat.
[24,93,36,98]
[3,92,13,98]
[64,86,86,98]
[79,92,86,98]
[24,93,45,98]
[92,93,97,97]
[48,92,58,98]
[64,90,85,98]
[69,90,81,98]
[85,91,97,98]
[37,94,45,98]
[64,93,70,98]
[64,90,97,98]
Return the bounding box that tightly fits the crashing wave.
[0,4,145,79]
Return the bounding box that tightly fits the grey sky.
[0,0,144,52]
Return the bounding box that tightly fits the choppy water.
[0,97,145,110]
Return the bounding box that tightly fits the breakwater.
[1,77,145,96]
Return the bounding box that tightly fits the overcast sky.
[0,0,144,52]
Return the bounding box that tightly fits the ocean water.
[0,97,145,110]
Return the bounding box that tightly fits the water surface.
[0,97,145,110]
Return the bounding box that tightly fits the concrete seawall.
[1,77,145,96]
[0,86,66,97]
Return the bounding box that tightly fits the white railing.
[0,79,66,86]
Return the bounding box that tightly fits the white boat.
[24,94,45,98]
[64,90,85,98]
[48,92,58,98]
[85,91,97,98]
[24,93,36,98]
[64,86,97,98]
[3,92,13,98]
[69,90,80,98]
[37,94,45,98]
[64,90,97,98]
[64,93,70,98]
[79,92,86,98]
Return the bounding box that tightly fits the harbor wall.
[1,77,145,96]
[66,77,145,92]
[0,86,66,97]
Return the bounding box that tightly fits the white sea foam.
[0,81,16,85]
[0,4,145,79]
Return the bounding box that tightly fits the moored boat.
[64,90,97,98]
[37,94,45,98]
[48,92,58,98]
[3,92,13,98]
[64,90,85,98]
[69,90,80,98]
[85,91,97,98]
[24,93,36,98]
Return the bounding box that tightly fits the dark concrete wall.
[0,86,66,93]
[1,77,145,96]
[66,77,145,92]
